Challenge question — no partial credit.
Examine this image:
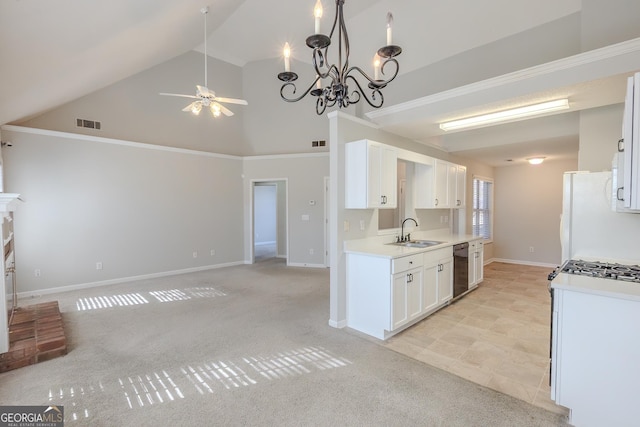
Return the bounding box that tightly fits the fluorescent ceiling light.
[439,99,569,131]
[527,157,546,165]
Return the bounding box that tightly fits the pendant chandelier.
[277,0,402,115]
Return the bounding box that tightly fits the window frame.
[472,175,494,243]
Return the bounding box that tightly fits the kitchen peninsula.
[344,230,483,340]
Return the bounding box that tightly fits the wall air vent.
[76,118,101,130]
[311,140,326,147]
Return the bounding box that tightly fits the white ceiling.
[2,0,636,166]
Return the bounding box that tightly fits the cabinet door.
[455,165,466,208]
[468,242,477,286]
[422,263,439,313]
[434,160,450,208]
[379,145,398,208]
[437,258,453,304]
[414,162,435,209]
[474,243,484,284]
[367,143,383,208]
[407,267,423,320]
[391,273,409,330]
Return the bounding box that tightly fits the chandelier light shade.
[439,99,570,131]
[277,0,402,115]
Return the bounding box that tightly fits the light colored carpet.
[0,259,569,426]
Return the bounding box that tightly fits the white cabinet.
[551,286,640,426]
[392,265,423,330]
[424,247,453,307]
[435,159,452,208]
[345,139,397,209]
[454,165,466,208]
[614,72,640,211]
[414,159,465,209]
[348,248,457,340]
[437,257,453,304]
[469,240,484,288]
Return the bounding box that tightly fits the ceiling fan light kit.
[439,99,570,131]
[278,0,402,115]
[160,7,247,118]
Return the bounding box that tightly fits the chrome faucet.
[399,217,418,242]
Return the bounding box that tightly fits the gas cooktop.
[549,259,640,283]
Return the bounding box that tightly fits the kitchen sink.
[388,240,444,248]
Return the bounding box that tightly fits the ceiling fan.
[160,7,247,117]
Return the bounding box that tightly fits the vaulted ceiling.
[2,0,638,166]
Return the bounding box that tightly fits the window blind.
[472,178,492,240]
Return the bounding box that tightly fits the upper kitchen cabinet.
[454,165,466,208]
[615,72,640,212]
[414,159,465,209]
[345,140,398,209]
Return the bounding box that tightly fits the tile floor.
[383,262,569,416]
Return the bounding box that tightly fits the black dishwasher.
[453,243,469,299]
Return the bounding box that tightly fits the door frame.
[250,178,288,264]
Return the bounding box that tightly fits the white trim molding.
[12,261,245,299]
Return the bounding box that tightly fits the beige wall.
[3,127,245,295]
[493,158,578,266]
[579,104,624,172]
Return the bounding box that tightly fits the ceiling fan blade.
[182,101,201,113]
[214,96,248,106]
[217,103,234,117]
[160,92,199,99]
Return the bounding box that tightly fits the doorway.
[251,180,287,263]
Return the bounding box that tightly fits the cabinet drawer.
[423,246,453,264]
[392,254,423,274]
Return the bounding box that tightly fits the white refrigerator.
[561,170,640,263]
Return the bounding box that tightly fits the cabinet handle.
[435,198,439,206]
[457,200,461,206]
[617,187,625,201]
[618,138,624,152]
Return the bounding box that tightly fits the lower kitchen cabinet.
[551,286,640,426]
[424,247,453,307]
[346,247,453,340]
[469,240,484,288]
[392,266,423,330]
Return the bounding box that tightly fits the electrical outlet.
[529,246,535,253]
[359,220,365,231]
[34,269,41,277]
[193,251,198,258]
[344,220,350,232]
[96,262,103,270]
[309,248,314,255]
[210,249,215,256]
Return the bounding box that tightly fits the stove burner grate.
[558,259,640,283]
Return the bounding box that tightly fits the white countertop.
[344,230,482,259]
[551,272,640,302]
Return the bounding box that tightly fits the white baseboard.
[328,319,347,329]
[13,261,245,300]
[488,258,558,268]
[287,262,327,269]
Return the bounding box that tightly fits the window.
[472,176,493,241]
